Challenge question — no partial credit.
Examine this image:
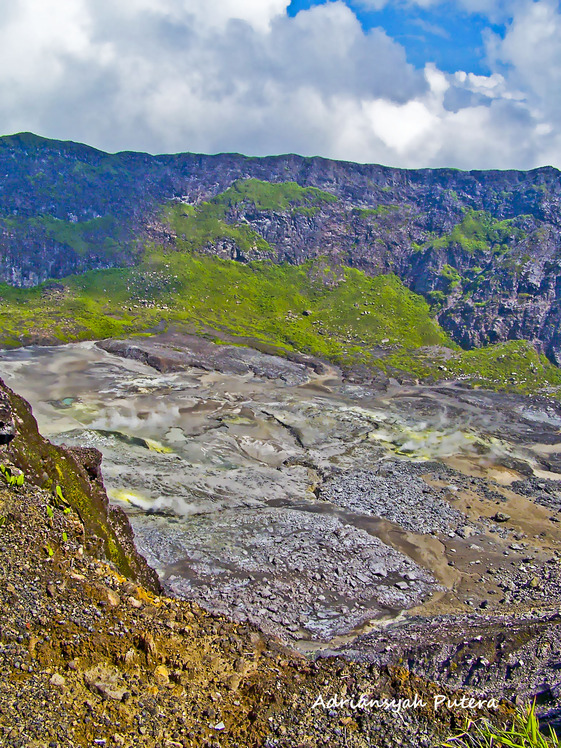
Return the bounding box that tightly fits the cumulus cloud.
[0,0,559,169]
[489,0,561,112]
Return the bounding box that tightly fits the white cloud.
[490,0,561,110]
[93,0,290,31]
[0,0,92,89]
[453,70,524,101]
[166,0,291,33]
[0,0,559,169]
[366,99,436,154]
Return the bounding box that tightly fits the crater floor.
[2,336,561,669]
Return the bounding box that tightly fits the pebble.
[492,512,511,523]
[49,673,66,689]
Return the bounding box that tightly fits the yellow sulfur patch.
[144,437,173,453]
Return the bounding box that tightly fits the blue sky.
[0,0,559,170]
[288,0,505,75]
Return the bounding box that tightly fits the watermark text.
[312,692,499,715]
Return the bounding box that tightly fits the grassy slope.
[0,179,559,395]
[0,248,448,360]
[163,178,337,253]
[209,178,338,213]
[387,340,561,394]
[0,214,129,259]
[414,209,528,255]
[0,247,559,394]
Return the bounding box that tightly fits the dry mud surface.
[2,335,561,715]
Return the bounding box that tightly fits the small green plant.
[62,531,68,543]
[439,264,462,289]
[44,544,54,557]
[442,702,560,747]
[0,516,6,528]
[53,484,69,507]
[424,209,525,255]
[46,505,54,519]
[0,464,24,487]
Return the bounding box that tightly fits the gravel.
[320,461,465,535]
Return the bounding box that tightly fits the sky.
[0,0,559,169]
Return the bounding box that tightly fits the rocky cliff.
[1,133,561,361]
[0,374,159,591]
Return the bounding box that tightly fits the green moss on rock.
[2,379,159,590]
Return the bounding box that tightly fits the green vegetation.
[0,180,556,397]
[0,464,24,487]
[163,178,337,254]
[419,210,528,255]
[53,484,70,508]
[4,381,152,583]
[164,201,273,255]
[442,702,559,747]
[209,178,337,213]
[386,339,561,394]
[464,266,483,278]
[353,204,399,219]
[40,215,125,257]
[428,290,447,306]
[0,214,128,258]
[426,265,464,310]
[0,240,558,395]
[439,264,462,289]
[0,248,450,365]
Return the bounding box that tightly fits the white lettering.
[313,690,495,713]
[434,695,447,710]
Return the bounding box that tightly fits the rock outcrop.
[0,375,159,591]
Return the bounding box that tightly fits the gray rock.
[492,512,511,523]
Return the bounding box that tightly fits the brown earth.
[0,377,512,747]
[0,480,510,748]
